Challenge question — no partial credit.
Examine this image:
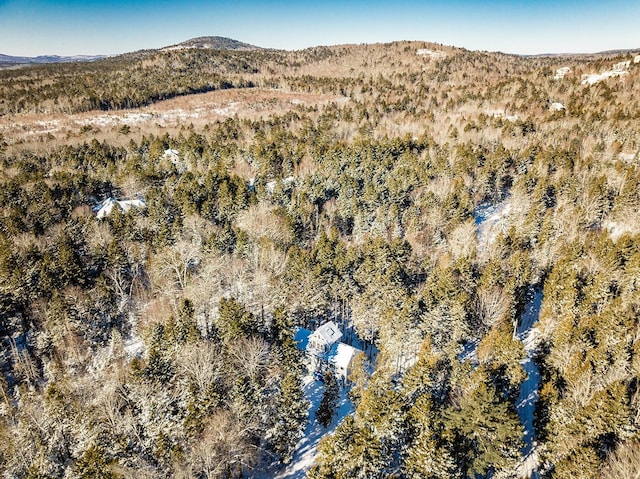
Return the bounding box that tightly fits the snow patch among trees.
[252,374,354,479]
[474,199,512,252]
[581,60,631,85]
[553,66,571,80]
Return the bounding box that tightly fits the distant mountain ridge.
[523,47,640,59]
[161,36,261,51]
[0,53,106,65]
[0,36,258,67]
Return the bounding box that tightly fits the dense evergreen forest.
[0,39,639,478]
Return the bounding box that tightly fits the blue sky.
[1,0,639,56]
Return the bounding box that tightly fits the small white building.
[327,342,362,381]
[95,198,145,219]
[295,322,362,383]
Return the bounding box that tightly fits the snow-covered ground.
[474,201,542,477]
[416,49,446,59]
[602,219,640,242]
[553,67,571,80]
[123,335,144,358]
[474,199,512,252]
[515,289,543,479]
[484,109,519,122]
[581,60,631,86]
[458,338,479,365]
[252,374,354,479]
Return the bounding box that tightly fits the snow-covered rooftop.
[326,342,362,372]
[95,198,145,219]
[309,321,342,346]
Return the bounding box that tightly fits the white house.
[307,321,342,357]
[327,342,362,381]
[95,197,146,219]
[295,322,362,383]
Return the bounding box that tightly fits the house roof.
[327,342,362,371]
[96,198,145,219]
[294,327,312,351]
[310,321,342,346]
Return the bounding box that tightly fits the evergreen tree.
[405,397,457,479]
[268,371,308,463]
[73,446,121,479]
[217,296,259,343]
[443,369,522,478]
[316,371,339,428]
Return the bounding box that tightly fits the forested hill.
[0,39,640,479]
[162,36,261,51]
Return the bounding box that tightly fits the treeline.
[0,49,261,114]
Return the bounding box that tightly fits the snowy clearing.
[581,60,631,85]
[251,374,354,479]
[484,109,519,122]
[602,220,640,242]
[416,49,446,59]
[123,335,144,358]
[549,102,565,111]
[618,152,636,162]
[474,199,512,252]
[553,67,571,80]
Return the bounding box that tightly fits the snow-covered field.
[251,374,354,479]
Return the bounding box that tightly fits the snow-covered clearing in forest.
[458,338,479,365]
[474,199,512,252]
[602,219,640,242]
[515,289,543,479]
[252,374,354,479]
[553,67,571,80]
[484,109,519,122]
[416,49,446,59]
[123,335,144,358]
[581,60,631,85]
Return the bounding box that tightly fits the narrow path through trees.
[515,289,542,479]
